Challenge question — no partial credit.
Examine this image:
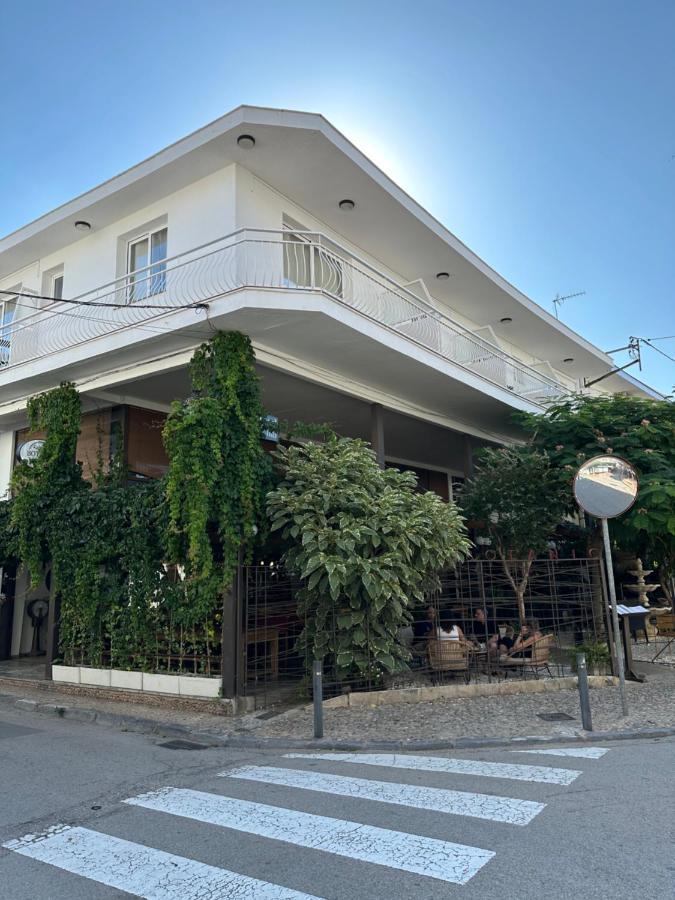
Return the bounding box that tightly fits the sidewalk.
[2,660,674,747]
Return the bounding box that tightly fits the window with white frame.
[282,217,343,298]
[127,226,168,302]
[0,294,17,366]
[52,273,64,300]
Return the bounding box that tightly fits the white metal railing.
[1,228,567,404]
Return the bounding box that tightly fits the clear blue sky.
[1,0,673,393]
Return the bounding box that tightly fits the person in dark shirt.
[471,608,515,652]
[413,604,438,640]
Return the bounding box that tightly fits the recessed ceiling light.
[237,134,255,149]
[436,271,450,280]
[74,220,91,232]
[563,357,574,363]
[338,199,355,211]
[500,316,513,324]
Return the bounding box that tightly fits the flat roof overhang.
[0,106,660,399]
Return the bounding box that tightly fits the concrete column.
[370,403,385,469]
[0,430,15,499]
[463,434,474,478]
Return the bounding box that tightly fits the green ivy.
[5,333,273,671]
[163,332,273,611]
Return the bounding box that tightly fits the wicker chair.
[427,638,471,684]
[501,633,555,678]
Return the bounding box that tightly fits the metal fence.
[240,556,610,706]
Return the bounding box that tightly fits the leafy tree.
[460,446,569,622]
[267,437,470,683]
[516,393,675,597]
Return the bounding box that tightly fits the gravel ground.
[2,660,674,745]
[246,660,675,742]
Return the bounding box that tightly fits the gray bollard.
[312,658,324,739]
[576,653,593,731]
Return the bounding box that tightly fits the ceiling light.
[74,220,91,232]
[563,357,574,363]
[237,134,255,149]
[338,199,355,211]
[436,272,450,280]
[499,316,513,324]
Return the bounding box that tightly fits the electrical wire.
[0,287,208,311]
[641,338,675,365]
[1,297,215,343]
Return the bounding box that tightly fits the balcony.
[1,229,567,406]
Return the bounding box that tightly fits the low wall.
[324,675,618,709]
[52,665,220,699]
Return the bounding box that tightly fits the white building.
[0,106,658,661]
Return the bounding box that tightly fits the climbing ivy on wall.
[164,331,272,605]
[4,332,273,671]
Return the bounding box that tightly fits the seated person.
[413,604,438,640]
[436,613,466,642]
[469,607,496,644]
[471,608,514,652]
[509,619,543,658]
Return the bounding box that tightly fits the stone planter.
[110,669,143,691]
[79,667,111,688]
[142,672,179,694]
[51,664,80,684]
[178,675,220,698]
[49,665,220,700]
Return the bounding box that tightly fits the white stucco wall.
[0,165,236,315]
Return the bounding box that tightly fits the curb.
[4,691,674,751]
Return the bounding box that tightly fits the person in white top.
[436,613,466,641]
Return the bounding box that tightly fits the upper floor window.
[282,218,343,298]
[52,273,64,300]
[127,227,168,302]
[0,295,17,366]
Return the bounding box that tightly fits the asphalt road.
[0,707,673,899]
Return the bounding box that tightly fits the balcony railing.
[1,228,567,404]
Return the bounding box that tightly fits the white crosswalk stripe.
[4,746,605,894]
[220,764,545,825]
[512,746,608,759]
[284,751,581,784]
[124,787,495,885]
[3,824,321,899]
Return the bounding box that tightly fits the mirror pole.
[601,517,628,716]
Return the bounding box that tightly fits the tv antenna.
[553,290,586,319]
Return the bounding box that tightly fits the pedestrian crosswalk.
[220,764,545,824]
[283,751,582,784]
[5,825,320,900]
[125,787,495,885]
[3,744,610,898]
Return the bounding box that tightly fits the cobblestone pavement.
[2,660,674,745]
[249,661,675,743]
[633,638,675,667]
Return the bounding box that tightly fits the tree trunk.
[516,588,526,625]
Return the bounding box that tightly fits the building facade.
[0,106,658,663]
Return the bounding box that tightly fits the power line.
[0,288,208,312]
[640,338,675,365]
[646,334,675,342]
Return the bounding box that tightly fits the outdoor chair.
[427,638,471,684]
[500,633,555,678]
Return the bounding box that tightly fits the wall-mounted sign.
[16,439,45,462]
[262,416,279,443]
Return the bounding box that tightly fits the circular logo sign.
[17,439,45,462]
